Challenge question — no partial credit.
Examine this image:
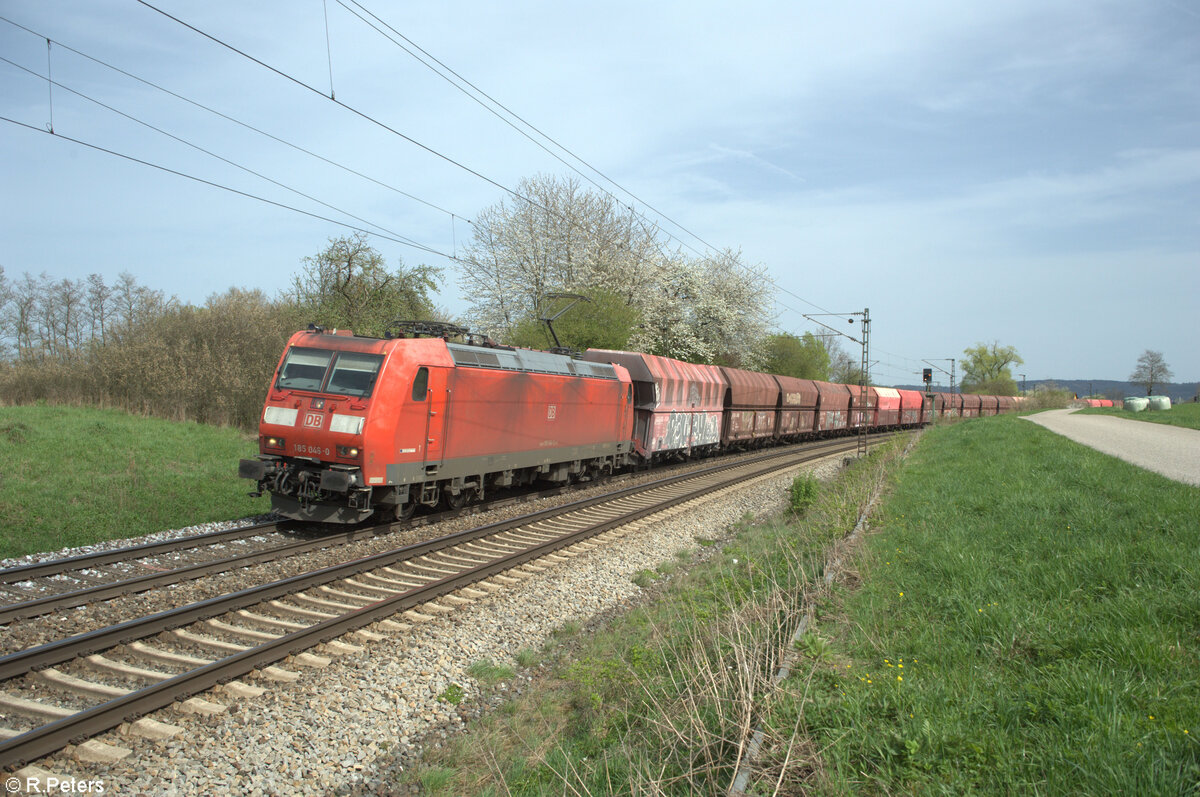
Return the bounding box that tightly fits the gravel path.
[1022,409,1200,486]
[15,456,844,796]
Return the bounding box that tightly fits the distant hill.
[891,379,1200,403]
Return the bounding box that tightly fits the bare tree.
[55,278,85,358]
[0,266,11,359]
[1130,350,1173,396]
[86,274,113,345]
[111,271,171,334]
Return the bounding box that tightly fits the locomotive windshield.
[276,346,384,398]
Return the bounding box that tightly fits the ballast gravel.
[25,456,843,796]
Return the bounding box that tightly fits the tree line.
[2,174,1001,431]
[0,236,439,430]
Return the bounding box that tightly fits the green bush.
[789,473,820,515]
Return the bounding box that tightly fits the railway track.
[0,440,859,628]
[0,435,870,772]
[0,480,625,626]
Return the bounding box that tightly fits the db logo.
[303,412,324,429]
[546,404,557,420]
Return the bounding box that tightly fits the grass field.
[0,404,266,559]
[1079,400,1200,430]
[801,415,1199,793]
[408,416,1200,795]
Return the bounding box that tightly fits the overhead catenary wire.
[0,14,476,227]
[124,1,723,295]
[1,9,698,320]
[134,0,561,220]
[0,114,455,260]
[338,0,715,259]
[0,54,429,249]
[11,5,859,352]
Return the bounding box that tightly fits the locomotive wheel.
[441,490,470,510]
[393,501,417,521]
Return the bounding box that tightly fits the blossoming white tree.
[457,175,770,365]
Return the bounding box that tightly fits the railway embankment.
[0,404,263,560]
[409,415,1199,795]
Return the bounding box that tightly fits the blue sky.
[2,1,1197,385]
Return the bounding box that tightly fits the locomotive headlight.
[264,436,285,450]
[336,445,360,458]
[263,406,298,426]
[330,414,365,434]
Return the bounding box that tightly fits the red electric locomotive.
[240,324,635,522]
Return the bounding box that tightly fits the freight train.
[239,324,1017,523]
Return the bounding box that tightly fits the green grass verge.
[802,415,1200,793]
[403,417,1199,795]
[1078,401,1200,430]
[0,404,266,559]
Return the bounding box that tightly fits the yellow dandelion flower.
[898,664,903,668]
[899,592,904,597]
[897,676,903,681]
[1149,715,1155,720]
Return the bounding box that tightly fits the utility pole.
[1019,374,1026,394]
[804,308,870,458]
[923,358,956,425]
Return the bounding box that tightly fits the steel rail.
[0,525,387,626]
[0,436,867,769]
[0,520,283,584]
[0,476,587,588]
[0,481,602,624]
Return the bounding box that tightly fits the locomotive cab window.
[276,347,333,392]
[275,347,384,398]
[326,352,384,397]
[412,367,429,401]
